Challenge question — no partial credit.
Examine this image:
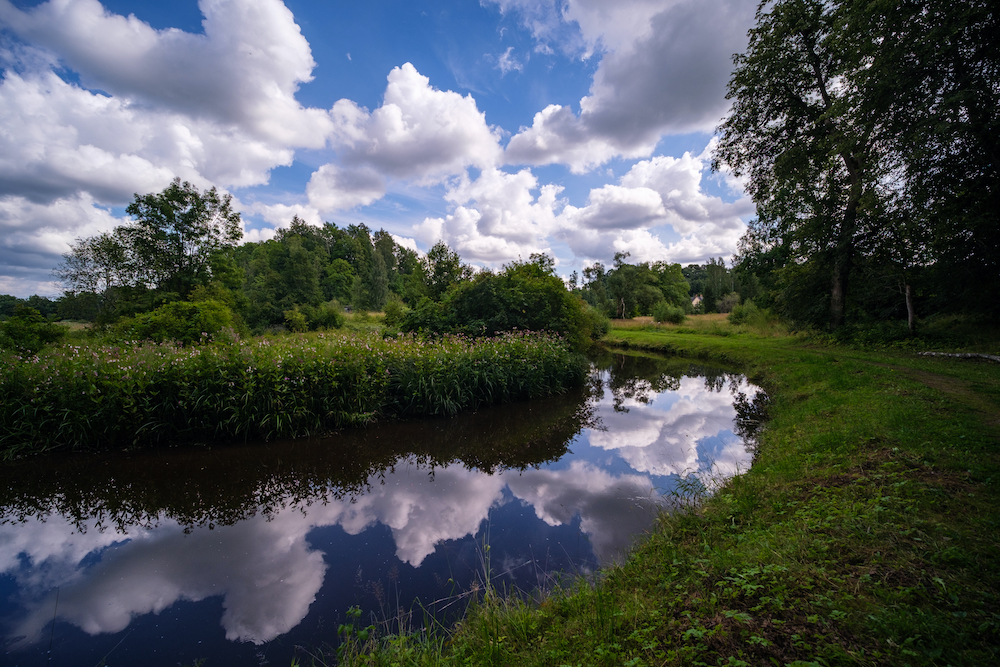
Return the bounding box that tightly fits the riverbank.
[337,323,1000,666]
[0,330,585,459]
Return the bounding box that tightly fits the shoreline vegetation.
[0,329,585,460]
[319,317,999,667]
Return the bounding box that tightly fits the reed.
[0,330,585,459]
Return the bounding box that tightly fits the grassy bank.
[333,319,999,666]
[0,330,585,459]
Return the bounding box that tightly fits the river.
[1,352,761,666]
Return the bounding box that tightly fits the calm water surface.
[1,354,760,666]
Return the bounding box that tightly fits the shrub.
[582,303,610,338]
[728,299,760,325]
[382,295,408,328]
[284,307,309,333]
[653,302,686,324]
[717,292,741,313]
[303,300,345,330]
[113,299,236,345]
[400,256,602,351]
[0,305,64,355]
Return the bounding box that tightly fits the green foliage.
[718,0,1000,327]
[57,179,243,315]
[0,331,584,457]
[382,294,408,328]
[852,0,1000,318]
[305,301,347,331]
[727,299,758,326]
[577,255,690,320]
[285,302,345,333]
[401,254,600,351]
[716,292,740,314]
[113,299,236,345]
[653,302,686,324]
[0,305,64,355]
[0,294,18,318]
[424,241,472,301]
[284,306,309,333]
[582,303,610,338]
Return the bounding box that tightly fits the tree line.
[5,173,769,354]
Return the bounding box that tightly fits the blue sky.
[0,0,756,297]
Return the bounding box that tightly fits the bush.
[113,299,236,345]
[582,303,610,338]
[717,292,741,313]
[0,305,65,355]
[653,302,687,324]
[400,256,602,351]
[304,300,346,330]
[382,295,408,328]
[284,307,309,333]
[728,299,760,325]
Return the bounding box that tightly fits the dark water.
[1,353,761,666]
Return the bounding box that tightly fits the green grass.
[329,319,1000,666]
[0,330,585,459]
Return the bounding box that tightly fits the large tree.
[124,178,242,296]
[855,0,1000,317]
[719,0,1000,326]
[58,179,243,311]
[713,0,873,327]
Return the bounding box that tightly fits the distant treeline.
[5,179,732,355]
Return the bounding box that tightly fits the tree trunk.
[905,282,915,332]
[830,197,857,329]
[830,257,847,328]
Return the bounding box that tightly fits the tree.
[703,257,735,313]
[124,178,242,297]
[57,179,243,314]
[713,0,873,327]
[651,261,690,307]
[424,241,471,300]
[853,0,1000,318]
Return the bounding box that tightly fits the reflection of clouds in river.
[328,463,505,566]
[8,510,326,646]
[588,376,756,480]
[0,513,132,594]
[4,461,646,646]
[505,461,661,562]
[3,371,756,649]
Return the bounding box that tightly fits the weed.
[0,330,586,458]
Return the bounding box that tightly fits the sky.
[0,0,757,298]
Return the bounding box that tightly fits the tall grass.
[0,330,585,459]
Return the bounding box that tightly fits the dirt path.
[860,358,1000,432]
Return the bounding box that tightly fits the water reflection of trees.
[595,354,748,414]
[732,389,770,457]
[0,354,763,536]
[0,389,594,534]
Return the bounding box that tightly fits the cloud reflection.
[589,375,756,481]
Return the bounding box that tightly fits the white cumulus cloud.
[0,0,335,293]
[500,0,754,172]
[329,63,503,183]
[414,167,563,264]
